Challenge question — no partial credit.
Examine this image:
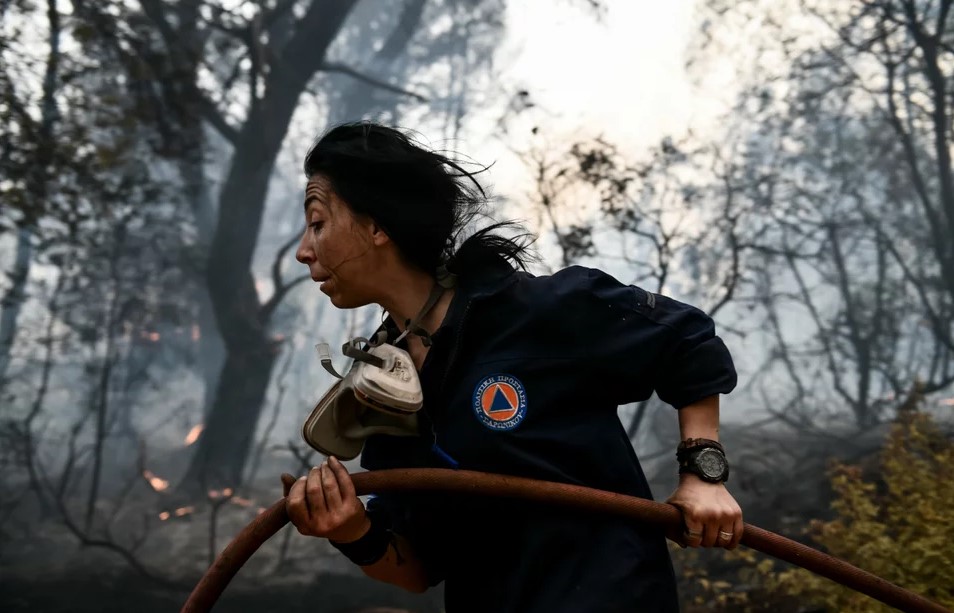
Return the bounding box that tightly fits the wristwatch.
[677,438,730,483]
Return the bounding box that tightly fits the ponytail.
[446,221,537,277]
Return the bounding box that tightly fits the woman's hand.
[666,474,743,549]
[282,456,371,543]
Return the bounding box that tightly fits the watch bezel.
[680,445,730,483]
[694,447,728,481]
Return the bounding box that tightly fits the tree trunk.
[0,0,60,387]
[181,1,358,490]
[178,146,225,418]
[0,226,32,385]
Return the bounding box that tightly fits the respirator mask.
[301,284,446,460]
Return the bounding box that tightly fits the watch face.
[696,448,727,480]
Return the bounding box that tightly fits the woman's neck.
[377,268,454,336]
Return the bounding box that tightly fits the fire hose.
[180,468,950,613]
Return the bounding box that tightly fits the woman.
[286,121,743,612]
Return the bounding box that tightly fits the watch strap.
[676,437,724,462]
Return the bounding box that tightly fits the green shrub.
[764,411,954,611]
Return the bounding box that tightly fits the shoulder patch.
[472,374,528,431]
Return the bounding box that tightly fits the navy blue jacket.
[361,258,737,613]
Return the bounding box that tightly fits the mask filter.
[301,284,445,460]
[302,340,423,460]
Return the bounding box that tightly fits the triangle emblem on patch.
[488,385,515,412]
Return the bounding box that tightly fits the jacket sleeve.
[556,267,738,409]
[363,492,447,586]
[360,437,447,586]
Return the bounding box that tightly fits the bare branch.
[319,62,428,102]
[259,232,309,321]
[245,347,296,484]
[261,0,299,30]
[196,95,239,145]
[136,0,239,145]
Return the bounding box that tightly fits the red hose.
[180,468,951,613]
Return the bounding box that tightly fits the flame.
[159,511,171,521]
[209,487,234,501]
[191,324,201,342]
[940,398,954,406]
[184,424,204,446]
[147,332,160,342]
[174,506,195,517]
[272,333,286,343]
[143,470,169,492]
[231,497,253,507]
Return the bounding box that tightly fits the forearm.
[668,394,744,550]
[360,533,430,593]
[677,394,721,441]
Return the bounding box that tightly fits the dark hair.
[303,121,535,279]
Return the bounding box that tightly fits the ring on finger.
[684,529,702,539]
[718,530,733,541]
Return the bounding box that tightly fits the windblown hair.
[302,121,535,278]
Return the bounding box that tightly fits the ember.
[143,470,169,492]
[184,424,203,446]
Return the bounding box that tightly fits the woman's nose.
[296,232,313,264]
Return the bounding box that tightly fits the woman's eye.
[309,221,323,233]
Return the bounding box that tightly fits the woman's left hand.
[666,475,743,549]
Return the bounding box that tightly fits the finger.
[321,462,343,509]
[281,473,296,497]
[682,519,704,548]
[328,456,357,501]
[670,500,700,548]
[306,466,325,518]
[702,519,721,547]
[285,477,308,527]
[730,513,744,550]
[716,523,734,549]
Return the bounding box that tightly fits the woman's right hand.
[282,456,371,543]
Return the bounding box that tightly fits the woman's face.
[295,175,385,308]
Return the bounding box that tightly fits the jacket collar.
[453,254,520,302]
[381,255,520,344]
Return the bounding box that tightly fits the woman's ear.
[369,221,391,247]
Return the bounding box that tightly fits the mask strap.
[317,335,388,380]
[392,283,445,347]
[317,342,346,379]
[318,283,444,377]
[342,337,387,366]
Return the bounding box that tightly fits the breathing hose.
[180,468,950,613]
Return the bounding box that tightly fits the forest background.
[1,0,953,611]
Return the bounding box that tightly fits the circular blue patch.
[472,374,528,431]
